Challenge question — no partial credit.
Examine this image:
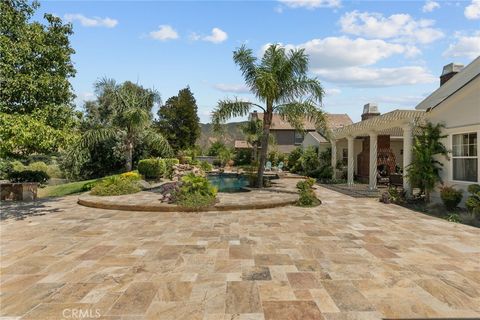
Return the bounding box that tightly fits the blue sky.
[36,0,480,123]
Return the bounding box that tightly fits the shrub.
[200,161,213,172]
[296,178,321,207]
[28,161,63,178]
[235,149,253,166]
[446,213,461,223]
[287,147,303,173]
[121,171,142,181]
[164,158,180,179]
[81,181,97,192]
[465,184,480,216]
[174,173,217,209]
[301,147,320,175]
[0,159,13,180]
[8,170,50,184]
[90,176,141,196]
[440,185,463,210]
[176,193,217,209]
[380,186,406,204]
[138,158,165,179]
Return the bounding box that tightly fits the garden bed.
[78,188,298,212]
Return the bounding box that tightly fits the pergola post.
[347,136,354,186]
[369,132,378,190]
[403,123,413,196]
[331,139,337,179]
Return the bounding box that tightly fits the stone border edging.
[78,189,298,212]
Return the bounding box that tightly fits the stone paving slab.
[1,181,480,320]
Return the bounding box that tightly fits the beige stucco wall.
[427,76,480,204]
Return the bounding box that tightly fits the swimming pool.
[207,173,250,193]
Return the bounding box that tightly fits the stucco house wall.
[425,76,480,204]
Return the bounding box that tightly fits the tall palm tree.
[80,78,172,171]
[212,44,326,187]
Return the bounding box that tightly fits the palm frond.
[275,99,327,133]
[122,108,150,131]
[79,127,117,150]
[144,130,173,157]
[211,99,258,133]
[233,45,257,91]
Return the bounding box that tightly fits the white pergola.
[330,110,426,194]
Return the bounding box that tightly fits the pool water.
[207,174,250,193]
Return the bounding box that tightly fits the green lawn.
[38,178,99,198]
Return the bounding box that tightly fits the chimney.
[440,63,463,86]
[251,110,258,121]
[361,103,380,121]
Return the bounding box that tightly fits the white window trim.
[449,130,479,183]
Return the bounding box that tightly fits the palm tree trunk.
[253,143,258,162]
[257,111,272,188]
[125,140,133,172]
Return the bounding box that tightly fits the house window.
[452,132,478,182]
[342,148,348,165]
[294,132,304,145]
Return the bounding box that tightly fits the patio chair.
[265,161,272,171]
[389,174,403,187]
[277,161,284,172]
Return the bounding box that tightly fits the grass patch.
[38,178,99,198]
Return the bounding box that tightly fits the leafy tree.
[156,87,200,151]
[0,0,76,114]
[212,44,326,187]
[76,79,172,172]
[0,0,78,157]
[0,106,79,158]
[406,122,448,202]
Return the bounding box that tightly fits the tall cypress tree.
[156,87,200,151]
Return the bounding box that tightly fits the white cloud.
[192,28,228,44]
[149,25,179,41]
[64,14,118,28]
[422,0,440,12]
[465,0,480,19]
[204,28,228,43]
[339,11,444,44]
[313,66,436,87]
[325,88,341,96]
[214,83,250,93]
[262,37,420,70]
[443,32,480,59]
[278,0,341,9]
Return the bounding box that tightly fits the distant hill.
[198,121,247,150]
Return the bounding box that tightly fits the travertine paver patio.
[1,183,479,320]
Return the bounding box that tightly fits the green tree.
[212,44,326,187]
[156,87,200,151]
[0,0,78,157]
[77,79,172,172]
[0,0,76,114]
[407,122,448,202]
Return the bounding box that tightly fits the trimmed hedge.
[8,170,50,184]
[138,158,165,179]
